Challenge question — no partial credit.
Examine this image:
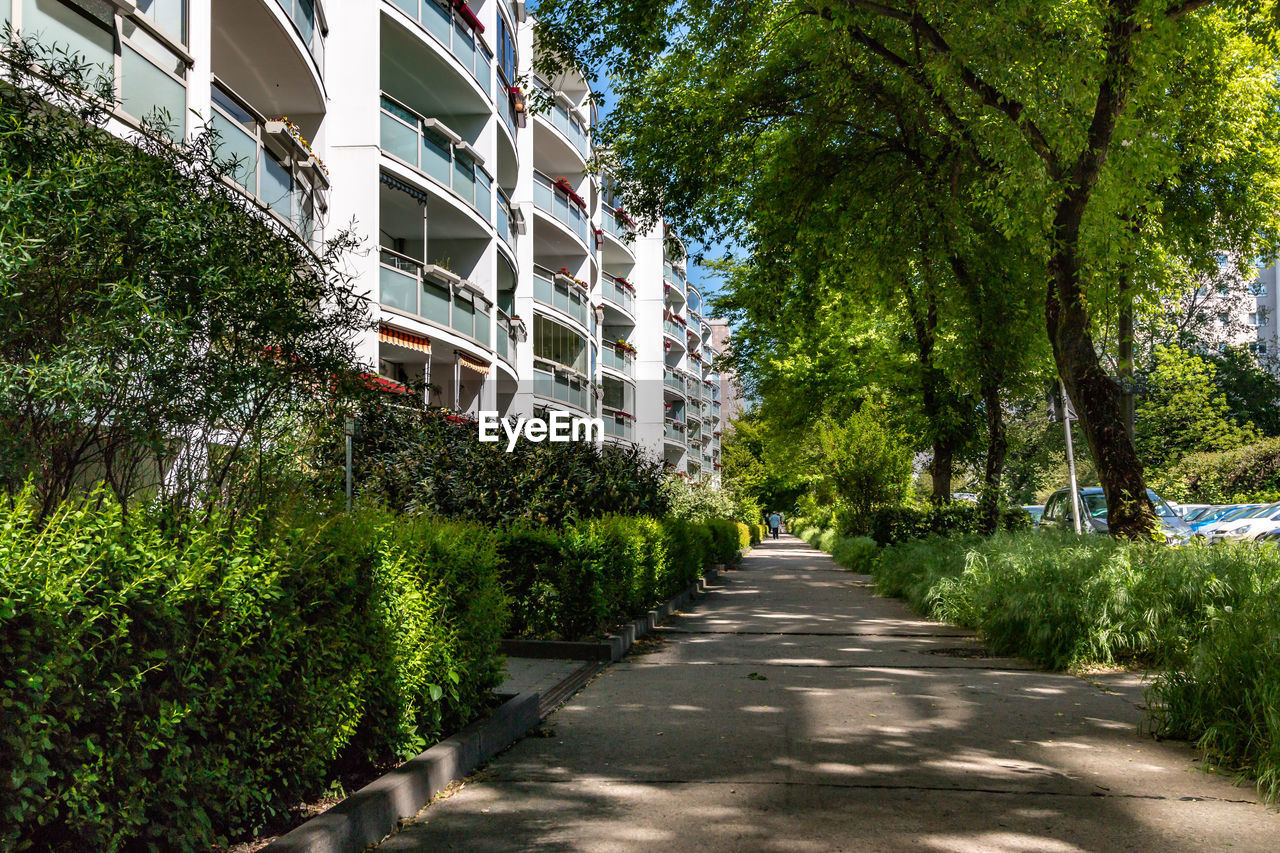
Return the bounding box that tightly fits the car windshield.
[1183,507,1214,522]
[1078,490,1175,520]
[1218,506,1258,522]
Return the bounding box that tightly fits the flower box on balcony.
[423,264,461,287]
[554,177,587,209]
[615,207,637,228]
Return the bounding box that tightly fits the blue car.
[1189,505,1254,533]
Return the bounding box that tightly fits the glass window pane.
[475,308,490,346]
[453,19,475,75]
[422,0,451,44]
[474,170,491,221]
[380,265,418,314]
[421,132,452,185]
[23,0,113,75]
[422,281,450,325]
[452,297,475,338]
[381,111,419,165]
[453,155,475,207]
[122,45,186,139]
[136,0,186,44]
[211,110,257,189]
[293,0,315,47]
[263,152,292,221]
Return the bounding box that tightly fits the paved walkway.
[380,535,1280,852]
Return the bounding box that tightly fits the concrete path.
[379,536,1280,852]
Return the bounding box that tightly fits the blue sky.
[591,73,733,307]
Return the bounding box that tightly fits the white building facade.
[10,0,721,481]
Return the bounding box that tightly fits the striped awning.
[379,324,431,354]
[380,172,430,205]
[459,354,490,375]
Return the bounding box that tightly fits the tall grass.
[863,531,1280,803]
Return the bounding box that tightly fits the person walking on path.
[768,511,782,539]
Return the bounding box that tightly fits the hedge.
[499,516,738,641]
[1150,437,1280,504]
[0,494,507,852]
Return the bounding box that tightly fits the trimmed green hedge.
[0,494,507,852]
[1150,436,1280,503]
[499,516,735,641]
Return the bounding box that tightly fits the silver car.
[1039,487,1196,544]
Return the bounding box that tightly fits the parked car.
[1203,503,1280,543]
[1188,505,1249,533]
[1172,503,1212,520]
[1039,487,1195,544]
[1022,505,1044,525]
[1180,505,1224,524]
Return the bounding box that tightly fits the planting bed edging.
[500,565,724,662]
[263,692,540,853]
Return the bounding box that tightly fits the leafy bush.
[333,404,668,527]
[706,519,743,565]
[831,536,880,573]
[735,521,752,550]
[660,476,738,523]
[1149,436,1280,504]
[496,516,732,641]
[864,503,1030,545]
[750,524,765,544]
[0,492,507,852]
[867,530,1280,802]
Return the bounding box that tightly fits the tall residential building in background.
[10,0,722,483]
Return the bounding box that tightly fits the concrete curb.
[500,565,724,663]
[263,693,540,853]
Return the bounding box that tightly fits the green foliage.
[1149,437,1280,504]
[865,504,1031,546]
[335,404,667,527]
[831,536,881,574]
[659,475,738,523]
[0,492,506,851]
[1136,346,1259,468]
[0,37,367,523]
[1208,346,1280,438]
[869,530,1280,802]
[497,516,729,641]
[814,406,914,523]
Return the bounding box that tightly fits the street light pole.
[344,416,356,513]
[1061,382,1082,535]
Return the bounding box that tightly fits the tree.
[1135,346,1258,466]
[814,405,913,524]
[535,0,1280,536]
[1209,346,1280,437]
[0,37,368,521]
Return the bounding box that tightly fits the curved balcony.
[532,362,593,415]
[378,248,494,349]
[603,410,636,442]
[664,420,687,447]
[532,79,589,160]
[601,342,636,379]
[384,0,492,101]
[211,83,327,245]
[532,171,591,255]
[380,95,493,231]
[663,366,686,400]
[533,268,591,333]
[214,0,326,117]
[601,274,636,321]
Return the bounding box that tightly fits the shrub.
[735,521,752,550]
[1149,436,1280,504]
[866,529,1280,802]
[660,476,738,523]
[750,524,765,544]
[831,536,880,573]
[662,519,714,592]
[706,519,744,565]
[0,492,507,852]
[864,503,1029,545]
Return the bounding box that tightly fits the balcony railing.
[272,0,325,71]
[388,0,492,95]
[211,84,325,244]
[532,172,590,246]
[664,420,686,443]
[533,269,590,328]
[496,187,516,248]
[602,343,635,376]
[602,207,633,242]
[379,248,491,346]
[380,95,492,221]
[604,414,634,441]
[602,275,635,314]
[663,368,685,392]
[664,319,686,339]
[664,261,685,286]
[534,80,589,158]
[496,312,518,364]
[534,363,592,411]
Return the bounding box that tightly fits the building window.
[1249,312,1263,327]
[1250,341,1269,356]
[533,314,588,375]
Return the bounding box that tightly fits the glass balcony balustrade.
[532,172,590,246]
[381,95,492,221]
[270,0,324,70]
[664,319,686,339]
[604,415,634,441]
[211,84,324,243]
[602,206,633,242]
[532,80,589,158]
[379,248,491,345]
[533,365,591,411]
[602,275,635,314]
[533,269,590,328]
[601,342,635,376]
[387,0,492,95]
[496,187,516,248]
[664,420,686,443]
[663,367,686,393]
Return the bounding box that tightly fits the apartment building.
[11,0,722,482]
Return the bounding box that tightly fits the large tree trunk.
[902,269,956,505]
[979,379,1006,535]
[1047,216,1155,538]
[1118,271,1135,441]
[929,435,954,504]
